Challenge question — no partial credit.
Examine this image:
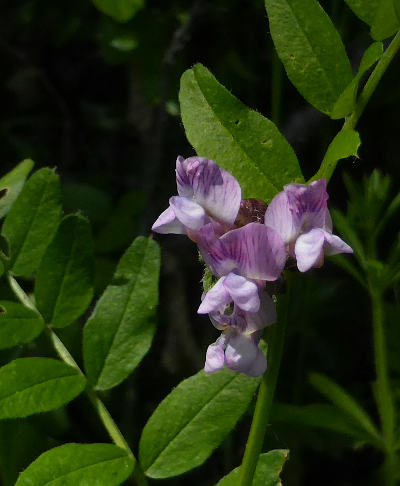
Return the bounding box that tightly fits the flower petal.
[221,223,286,280]
[169,196,206,231]
[197,224,237,276]
[264,191,299,243]
[324,231,353,256]
[198,277,231,314]
[177,157,241,225]
[223,273,260,312]
[244,290,277,332]
[204,336,226,373]
[152,205,186,234]
[225,333,265,376]
[175,156,193,198]
[244,347,267,377]
[295,228,325,272]
[285,179,328,230]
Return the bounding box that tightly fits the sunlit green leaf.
[0,301,44,350]
[139,368,260,478]
[344,0,379,25]
[35,214,94,328]
[265,0,353,115]
[0,358,86,419]
[2,168,61,277]
[371,0,400,40]
[179,63,303,203]
[216,450,289,486]
[15,443,134,486]
[83,236,160,390]
[0,160,34,220]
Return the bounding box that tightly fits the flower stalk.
[238,272,292,486]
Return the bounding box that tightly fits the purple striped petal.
[264,191,299,243]
[221,223,286,280]
[197,224,237,276]
[152,206,186,234]
[223,273,260,312]
[285,179,328,231]
[198,277,231,314]
[295,228,325,272]
[176,156,241,225]
[169,196,206,231]
[175,156,193,198]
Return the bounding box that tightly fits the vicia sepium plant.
[0,0,399,485]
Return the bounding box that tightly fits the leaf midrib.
[96,239,151,385]
[146,374,238,472]
[21,454,129,486]
[48,219,83,325]
[0,370,82,404]
[10,176,50,267]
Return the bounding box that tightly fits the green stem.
[344,30,400,130]
[315,30,400,182]
[238,274,292,486]
[7,273,149,486]
[370,286,396,486]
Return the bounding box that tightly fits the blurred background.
[0,0,399,485]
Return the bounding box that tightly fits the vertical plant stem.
[344,30,400,131]
[238,274,292,486]
[315,30,400,183]
[370,287,396,486]
[7,273,149,486]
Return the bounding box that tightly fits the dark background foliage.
[0,0,399,485]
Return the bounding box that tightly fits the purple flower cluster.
[153,156,352,377]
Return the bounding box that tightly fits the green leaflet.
[83,236,160,390]
[92,0,145,22]
[2,168,61,277]
[0,159,34,220]
[344,0,380,25]
[272,403,379,444]
[309,372,381,444]
[139,368,260,478]
[331,42,383,119]
[371,0,400,40]
[0,301,44,349]
[216,450,289,486]
[179,63,303,203]
[311,129,361,182]
[15,443,134,486]
[265,0,353,115]
[0,358,86,419]
[35,214,94,328]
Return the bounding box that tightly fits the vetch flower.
[205,329,267,377]
[196,222,286,281]
[264,179,353,272]
[152,156,241,237]
[205,288,277,333]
